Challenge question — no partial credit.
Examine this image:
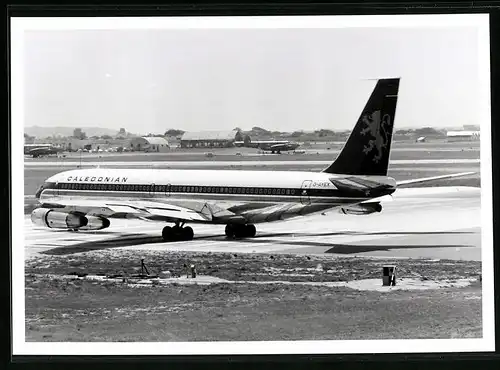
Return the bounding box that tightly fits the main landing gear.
[162,221,194,242]
[225,224,256,239]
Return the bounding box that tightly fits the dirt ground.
[25,251,482,342]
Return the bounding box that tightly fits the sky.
[22,24,481,134]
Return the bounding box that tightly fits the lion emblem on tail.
[360,110,391,163]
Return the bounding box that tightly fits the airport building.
[180,129,241,148]
[463,125,480,131]
[38,137,133,152]
[129,136,170,152]
[446,130,480,142]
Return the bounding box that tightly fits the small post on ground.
[190,264,197,279]
[383,265,396,286]
[141,259,150,276]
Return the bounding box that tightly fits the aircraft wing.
[396,172,476,187]
[39,197,214,222]
[361,195,393,204]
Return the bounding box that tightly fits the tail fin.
[323,78,400,176]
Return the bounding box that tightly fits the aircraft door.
[165,183,171,198]
[300,180,312,205]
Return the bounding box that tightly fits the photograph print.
[10,13,494,355]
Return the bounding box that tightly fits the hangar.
[180,129,241,148]
[446,130,480,142]
[129,136,170,152]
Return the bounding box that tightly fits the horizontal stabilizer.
[396,172,476,187]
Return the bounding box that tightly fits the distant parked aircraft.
[24,143,51,154]
[25,144,65,158]
[234,140,300,153]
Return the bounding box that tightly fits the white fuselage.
[38,168,395,224]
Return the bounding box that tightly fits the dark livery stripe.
[39,181,393,198]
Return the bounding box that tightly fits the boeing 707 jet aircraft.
[31,78,473,241]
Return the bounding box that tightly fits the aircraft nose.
[35,185,43,198]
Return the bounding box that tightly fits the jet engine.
[339,202,382,215]
[31,208,110,230]
[79,215,111,230]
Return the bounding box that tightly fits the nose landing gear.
[225,224,256,239]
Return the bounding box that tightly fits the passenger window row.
[54,182,304,195]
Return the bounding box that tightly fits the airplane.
[24,143,52,155]
[26,144,65,158]
[31,78,474,242]
[258,141,300,154]
[235,140,301,154]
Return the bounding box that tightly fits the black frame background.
[4,1,500,369]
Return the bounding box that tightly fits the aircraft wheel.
[233,225,248,239]
[162,226,172,241]
[245,224,256,238]
[171,226,184,241]
[225,224,235,238]
[183,226,194,241]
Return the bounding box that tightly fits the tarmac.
[24,159,480,167]
[22,142,482,263]
[23,186,481,261]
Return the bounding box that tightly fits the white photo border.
[11,13,494,355]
